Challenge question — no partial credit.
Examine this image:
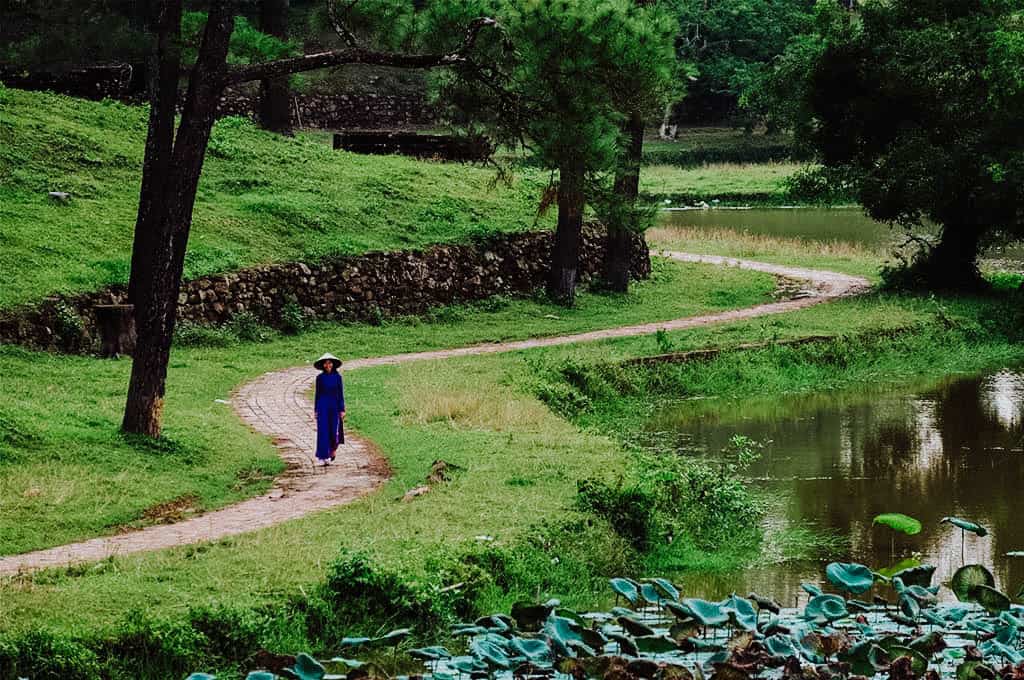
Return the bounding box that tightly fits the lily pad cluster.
[188,518,1024,679]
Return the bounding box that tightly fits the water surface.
[657,208,1024,265]
[647,369,1024,603]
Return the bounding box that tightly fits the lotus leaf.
[409,647,451,661]
[246,673,275,680]
[510,602,553,631]
[607,632,639,656]
[888,645,929,677]
[892,576,907,594]
[904,585,938,606]
[646,577,680,602]
[889,612,918,627]
[747,592,781,614]
[951,565,996,602]
[825,562,875,594]
[763,634,799,659]
[874,513,923,535]
[995,622,1018,646]
[508,637,551,664]
[893,564,937,588]
[680,598,729,626]
[878,557,922,579]
[639,582,664,606]
[709,661,751,680]
[721,594,758,631]
[579,627,607,652]
[470,638,513,669]
[665,601,694,621]
[285,653,327,680]
[450,625,487,637]
[847,599,872,613]
[942,517,988,537]
[968,584,1011,614]
[187,675,216,680]
[376,628,411,645]
[566,639,598,658]
[760,616,788,637]
[678,637,724,652]
[474,615,512,632]
[943,604,972,622]
[1006,551,1024,557]
[617,615,656,637]
[635,634,679,654]
[339,637,372,648]
[839,641,890,676]
[803,594,849,623]
[661,664,695,680]
[956,660,996,680]
[801,582,823,597]
[610,577,640,605]
[795,634,826,664]
[910,632,946,657]
[325,658,363,669]
[544,615,594,658]
[980,640,1023,664]
[449,657,487,674]
[669,619,700,641]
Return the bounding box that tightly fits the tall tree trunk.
[605,110,645,292]
[547,160,586,305]
[259,0,291,134]
[921,223,985,291]
[123,4,235,436]
[127,0,182,316]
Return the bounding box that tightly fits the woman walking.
[313,353,345,466]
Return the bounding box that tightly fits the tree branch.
[226,16,497,85]
[327,0,360,48]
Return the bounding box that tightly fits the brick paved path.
[0,252,868,575]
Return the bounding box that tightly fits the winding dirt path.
[0,253,868,575]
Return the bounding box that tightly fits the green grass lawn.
[0,87,552,308]
[639,162,805,205]
[6,275,1024,639]
[0,257,775,557]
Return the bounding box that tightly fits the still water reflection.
[647,369,1024,603]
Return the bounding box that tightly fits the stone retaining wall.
[0,227,650,354]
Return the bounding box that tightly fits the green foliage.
[0,0,148,71]
[0,629,102,680]
[280,300,310,335]
[0,89,553,308]
[772,0,1024,286]
[951,564,996,603]
[576,478,657,551]
[306,552,450,645]
[873,513,923,536]
[181,12,296,66]
[668,0,816,125]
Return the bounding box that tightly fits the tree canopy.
[773,0,1024,288]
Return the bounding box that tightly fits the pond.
[657,207,1024,266]
[645,369,1024,604]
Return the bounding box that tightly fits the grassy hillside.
[0,87,551,308]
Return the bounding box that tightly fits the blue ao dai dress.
[314,370,345,460]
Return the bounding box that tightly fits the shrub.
[576,478,657,551]
[173,320,235,347]
[101,611,205,678]
[227,310,270,342]
[304,552,449,647]
[280,300,309,335]
[0,629,103,680]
